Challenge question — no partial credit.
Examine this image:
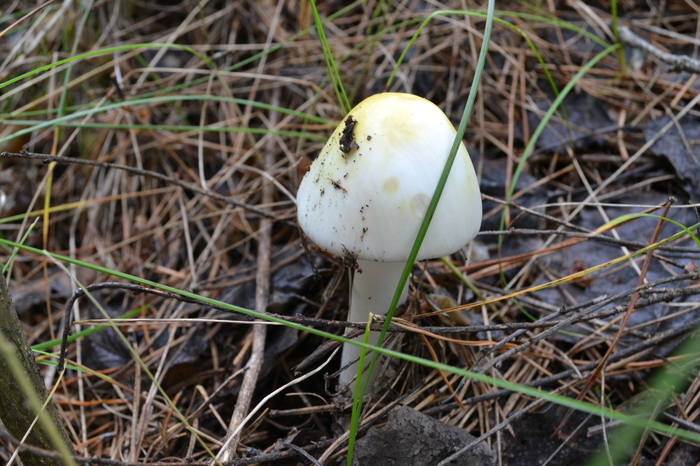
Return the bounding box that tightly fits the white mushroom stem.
[339,259,409,390]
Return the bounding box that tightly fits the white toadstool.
[296,93,482,392]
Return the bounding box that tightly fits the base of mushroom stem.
[338,340,400,397]
[338,260,409,393]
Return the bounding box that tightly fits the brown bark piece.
[352,406,495,466]
[0,272,74,466]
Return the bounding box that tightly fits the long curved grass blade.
[347,2,496,463]
[0,95,330,146]
[1,237,700,448]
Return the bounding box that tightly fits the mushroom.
[296,93,482,391]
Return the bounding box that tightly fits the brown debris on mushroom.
[339,115,360,155]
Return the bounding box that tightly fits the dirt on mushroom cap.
[296,93,482,263]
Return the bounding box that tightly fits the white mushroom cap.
[297,93,481,263]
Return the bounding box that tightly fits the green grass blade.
[30,306,146,352]
[309,0,350,113]
[348,2,496,463]
[2,237,700,447]
[0,43,215,92]
[0,95,330,146]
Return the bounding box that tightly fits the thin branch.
[216,86,278,461]
[618,25,700,73]
[427,311,700,415]
[0,150,275,218]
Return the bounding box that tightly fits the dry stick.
[9,439,333,466]
[487,91,700,339]
[12,379,419,466]
[0,151,274,218]
[427,311,700,416]
[0,0,57,39]
[76,282,700,384]
[484,228,699,258]
[216,90,279,462]
[61,272,700,372]
[480,196,700,256]
[571,89,700,226]
[441,271,700,407]
[618,25,700,74]
[552,199,674,437]
[461,202,670,283]
[655,410,700,465]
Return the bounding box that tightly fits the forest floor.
[3,1,700,465]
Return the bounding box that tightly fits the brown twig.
[0,151,274,218]
[427,311,700,415]
[618,25,700,73]
[0,272,75,466]
[8,438,333,466]
[552,198,675,437]
[0,0,57,39]
[216,87,279,462]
